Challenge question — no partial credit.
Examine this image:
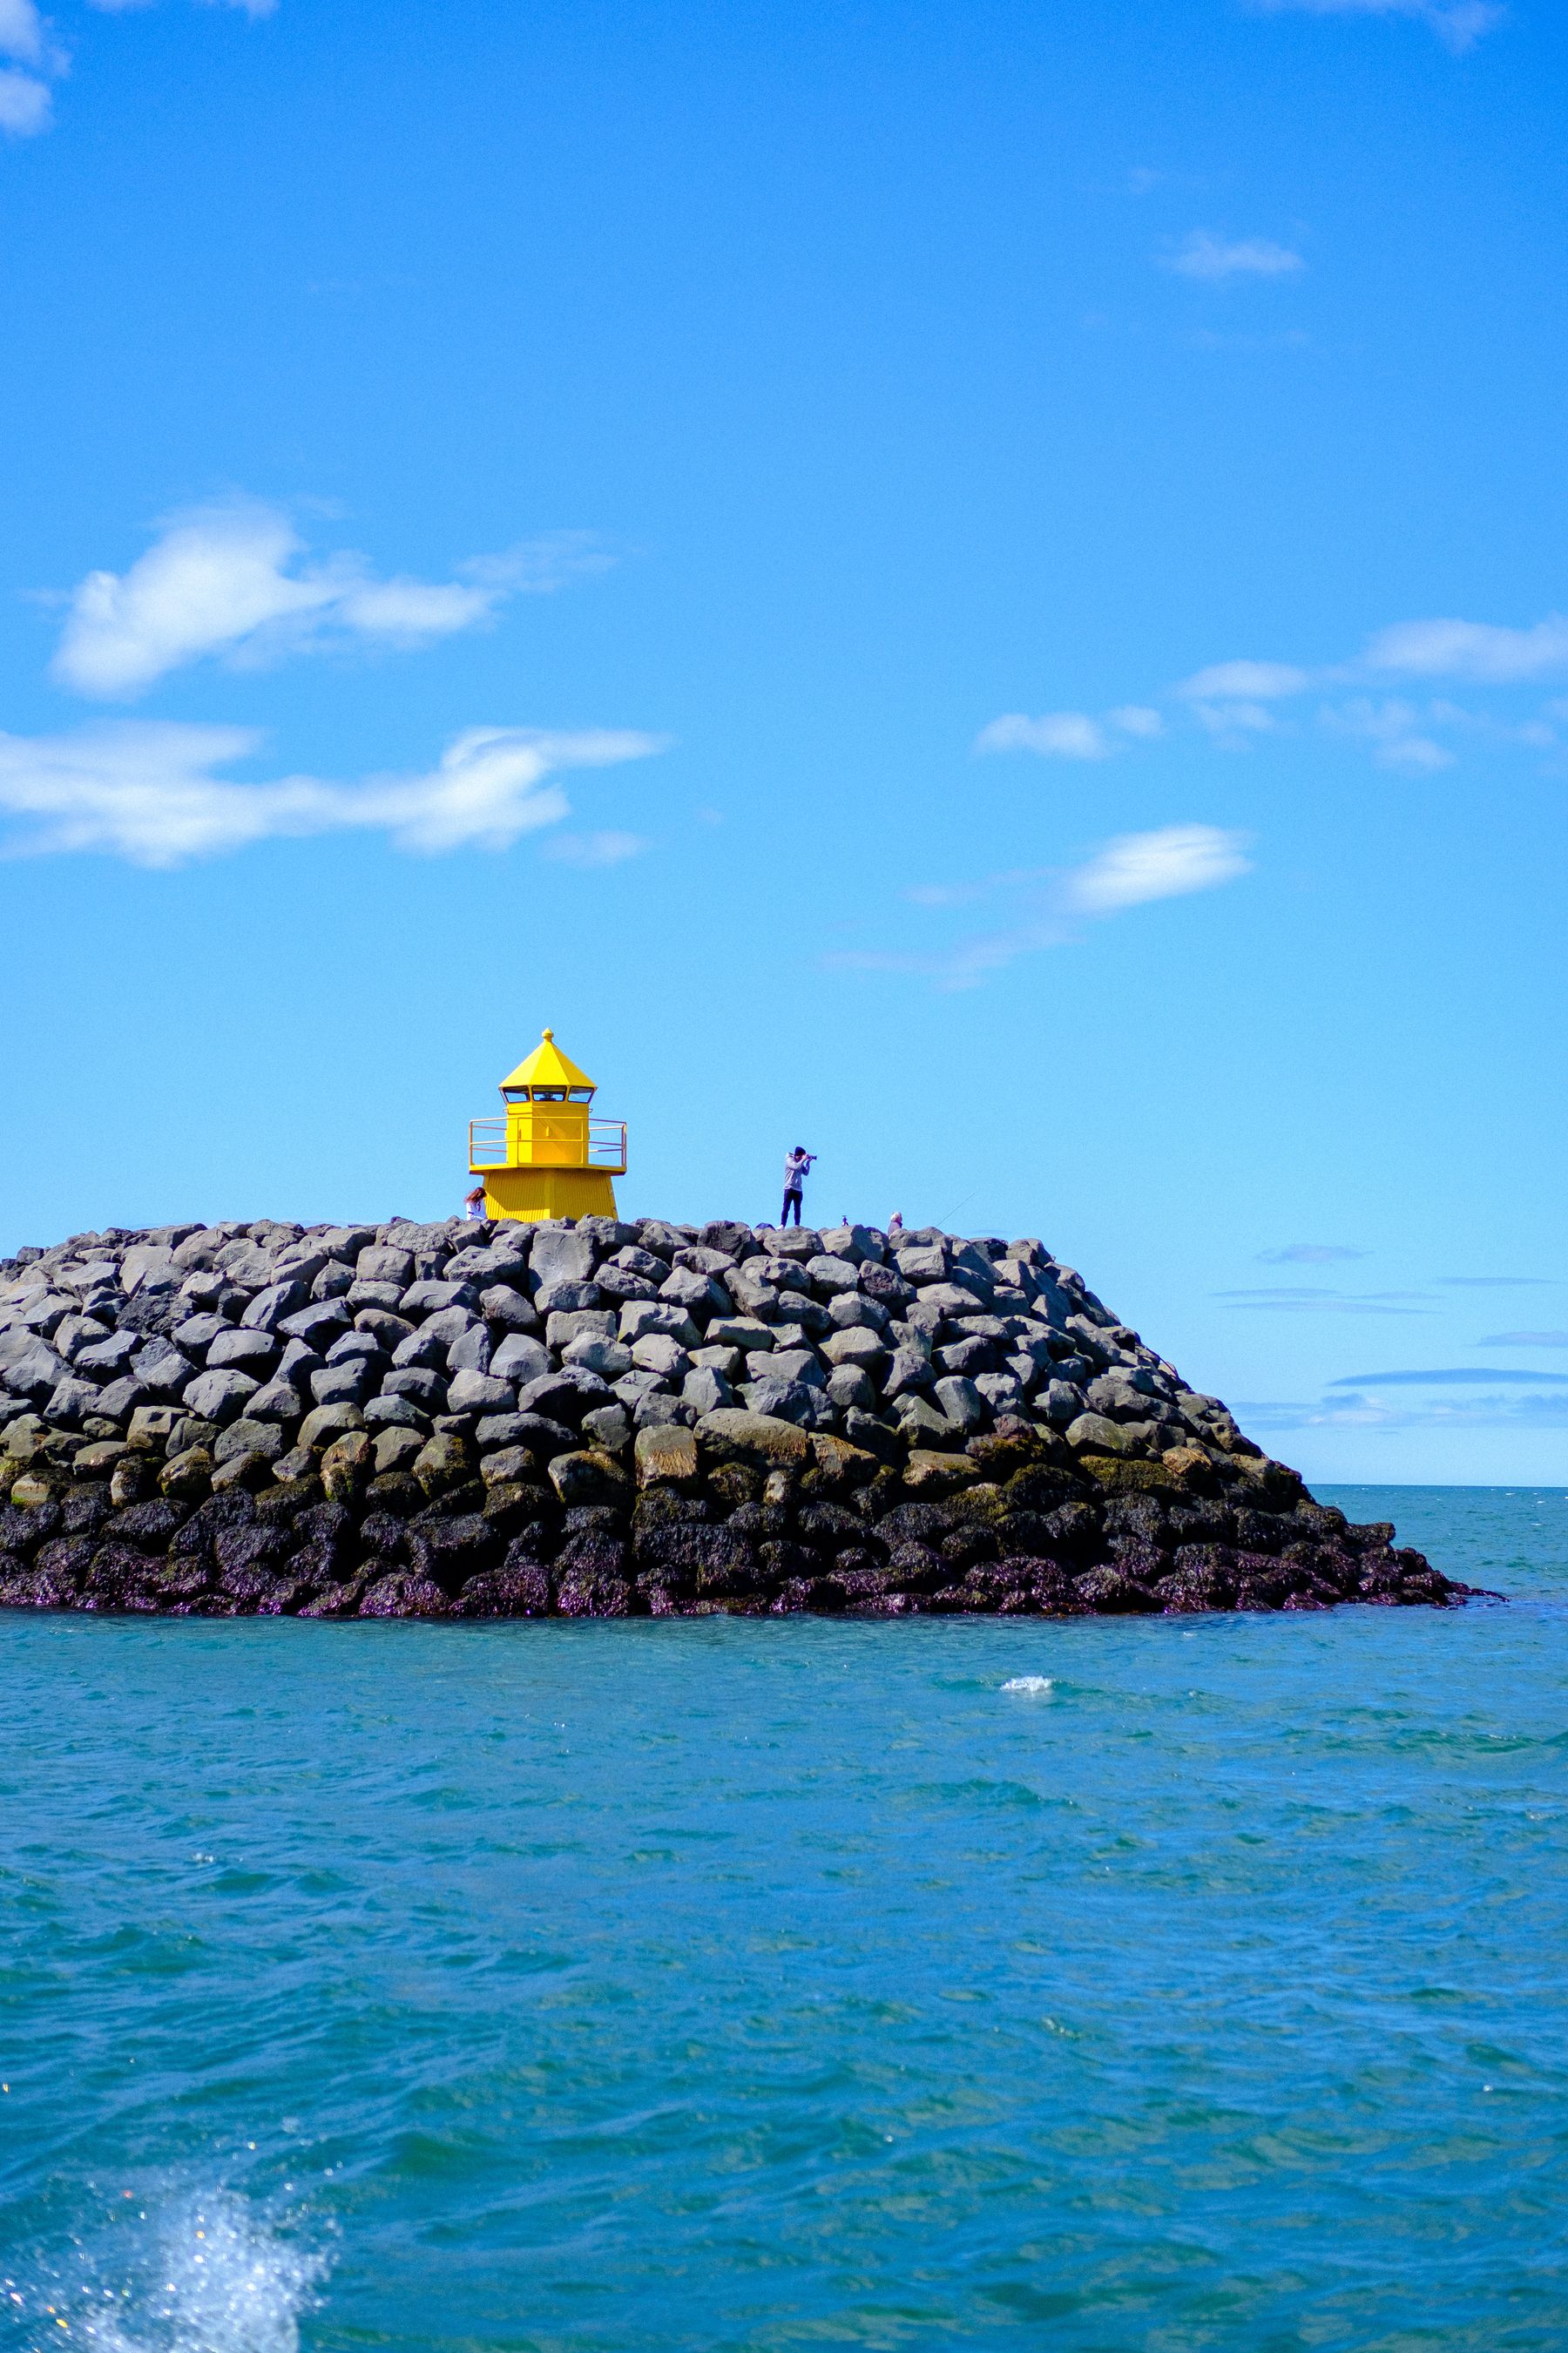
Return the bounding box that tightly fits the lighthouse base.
[478,1167,619,1224]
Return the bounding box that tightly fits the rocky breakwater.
[0,1215,1467,1620]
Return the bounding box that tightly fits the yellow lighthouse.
[467,1029,627,1223]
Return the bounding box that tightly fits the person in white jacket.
[780,1146,815,1227]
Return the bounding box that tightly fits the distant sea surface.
[2,1485,1565,2352]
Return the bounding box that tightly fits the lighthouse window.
[533,1086,567,1101]
[502,1088,530,1103]
[568,1087,593,1102]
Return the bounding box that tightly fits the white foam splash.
[50,2190,327,2353]
[1002,1674,1054,1694]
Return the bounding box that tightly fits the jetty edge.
[0,1214,1470,1619]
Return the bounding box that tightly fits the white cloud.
[1323,695,1454,770]
[1165,231,1305,282]
[831,825,1250,990]
[51,499,607,697]
[1218,1286,1435,1315]
[0,62,49,125]
[1361,614,1568,683]
[0,721,661,866]
[1178,659,1307,747]
[0,0,46,59]
[974,705,1168,760]
[973,711,1110,759]
[1190,700,1283,743]
[1259,1244,1369,1264]
[985,612,1566,783]
[0,0,62,132]
[89,0,276,17]
[1064,824,1252,914]
[3,0,274,140]
[1178,659,1308,700]
[1252,0,1506,55]
[541,829,650,868]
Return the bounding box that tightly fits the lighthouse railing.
[587,1119,628,1173]
[468,1118,508,1167]
[468,1116,627,1173]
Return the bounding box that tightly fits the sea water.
[1,1485,1565,2351]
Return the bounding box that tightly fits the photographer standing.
[780,1146,816,1227]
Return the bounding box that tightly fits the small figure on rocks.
[463,1184,486,1220]
[781,1146,816,1227]
[889,1211,904,1237]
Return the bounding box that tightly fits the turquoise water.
[2,1485,1565,2352]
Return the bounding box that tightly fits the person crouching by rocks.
[781,1146,816,1227]
[464,1183,486,1220]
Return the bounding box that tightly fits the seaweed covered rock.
[0,1214,1473,1619]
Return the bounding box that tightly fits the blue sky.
[2,0,1565,1482]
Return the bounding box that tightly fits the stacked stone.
[0,1215,1466,1619]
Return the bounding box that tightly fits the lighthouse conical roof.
[500,1028,595,1091]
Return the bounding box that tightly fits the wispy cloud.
[88,0,277,17]
[1240,1387,1568,1434]
[1218,1286,1436,1315]
[540,829,650,868]
[984,610,1566,782]
[1259,1244,1369,1265]
[974,712,1111,760]
[973,706,1163,761]
[1252,0,1507,56]
[1436,1275,1555,1288]
[1108,705,1165,739]
[50,499,610,697]
[2,0,273,138]
[0,721,661,866]
[1178,660,1308,701]
[830,824,1250,991]
[0,0,64,134]
[1164,231,1305,282]
[1329,1366,1568,1386]
[1362,615,1568,684]
[1066,824,1250,913]
[1321,695,1454,771]
[1240,1358,1568,1436]
[1477,1331,1568,1348]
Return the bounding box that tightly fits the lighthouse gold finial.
[466,1028,626,1223]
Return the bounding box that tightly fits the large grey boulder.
[822,1326,888,1371]
[695,1408,811,1466]
[618,1300,700,1349]
[132,1341,193,1396]
[448,1369,516,1415]
[73,1331,139,1377]
[882,1348,934,1399]
[357,1246,414,1287]
[185,1368,260,1424]
[5,1341,67,1402]
[805,1255,860,1295]
[528,1228,595,1295]
[241,1279,309,1332]
[207,1329,277,1375]
[44,1376,102,1428]
[491,1333,550,1385]
[933,1376,984,1431]
[682,1365,734,1416]
[447,1323,493,1375]
[121,1244,177,1295]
